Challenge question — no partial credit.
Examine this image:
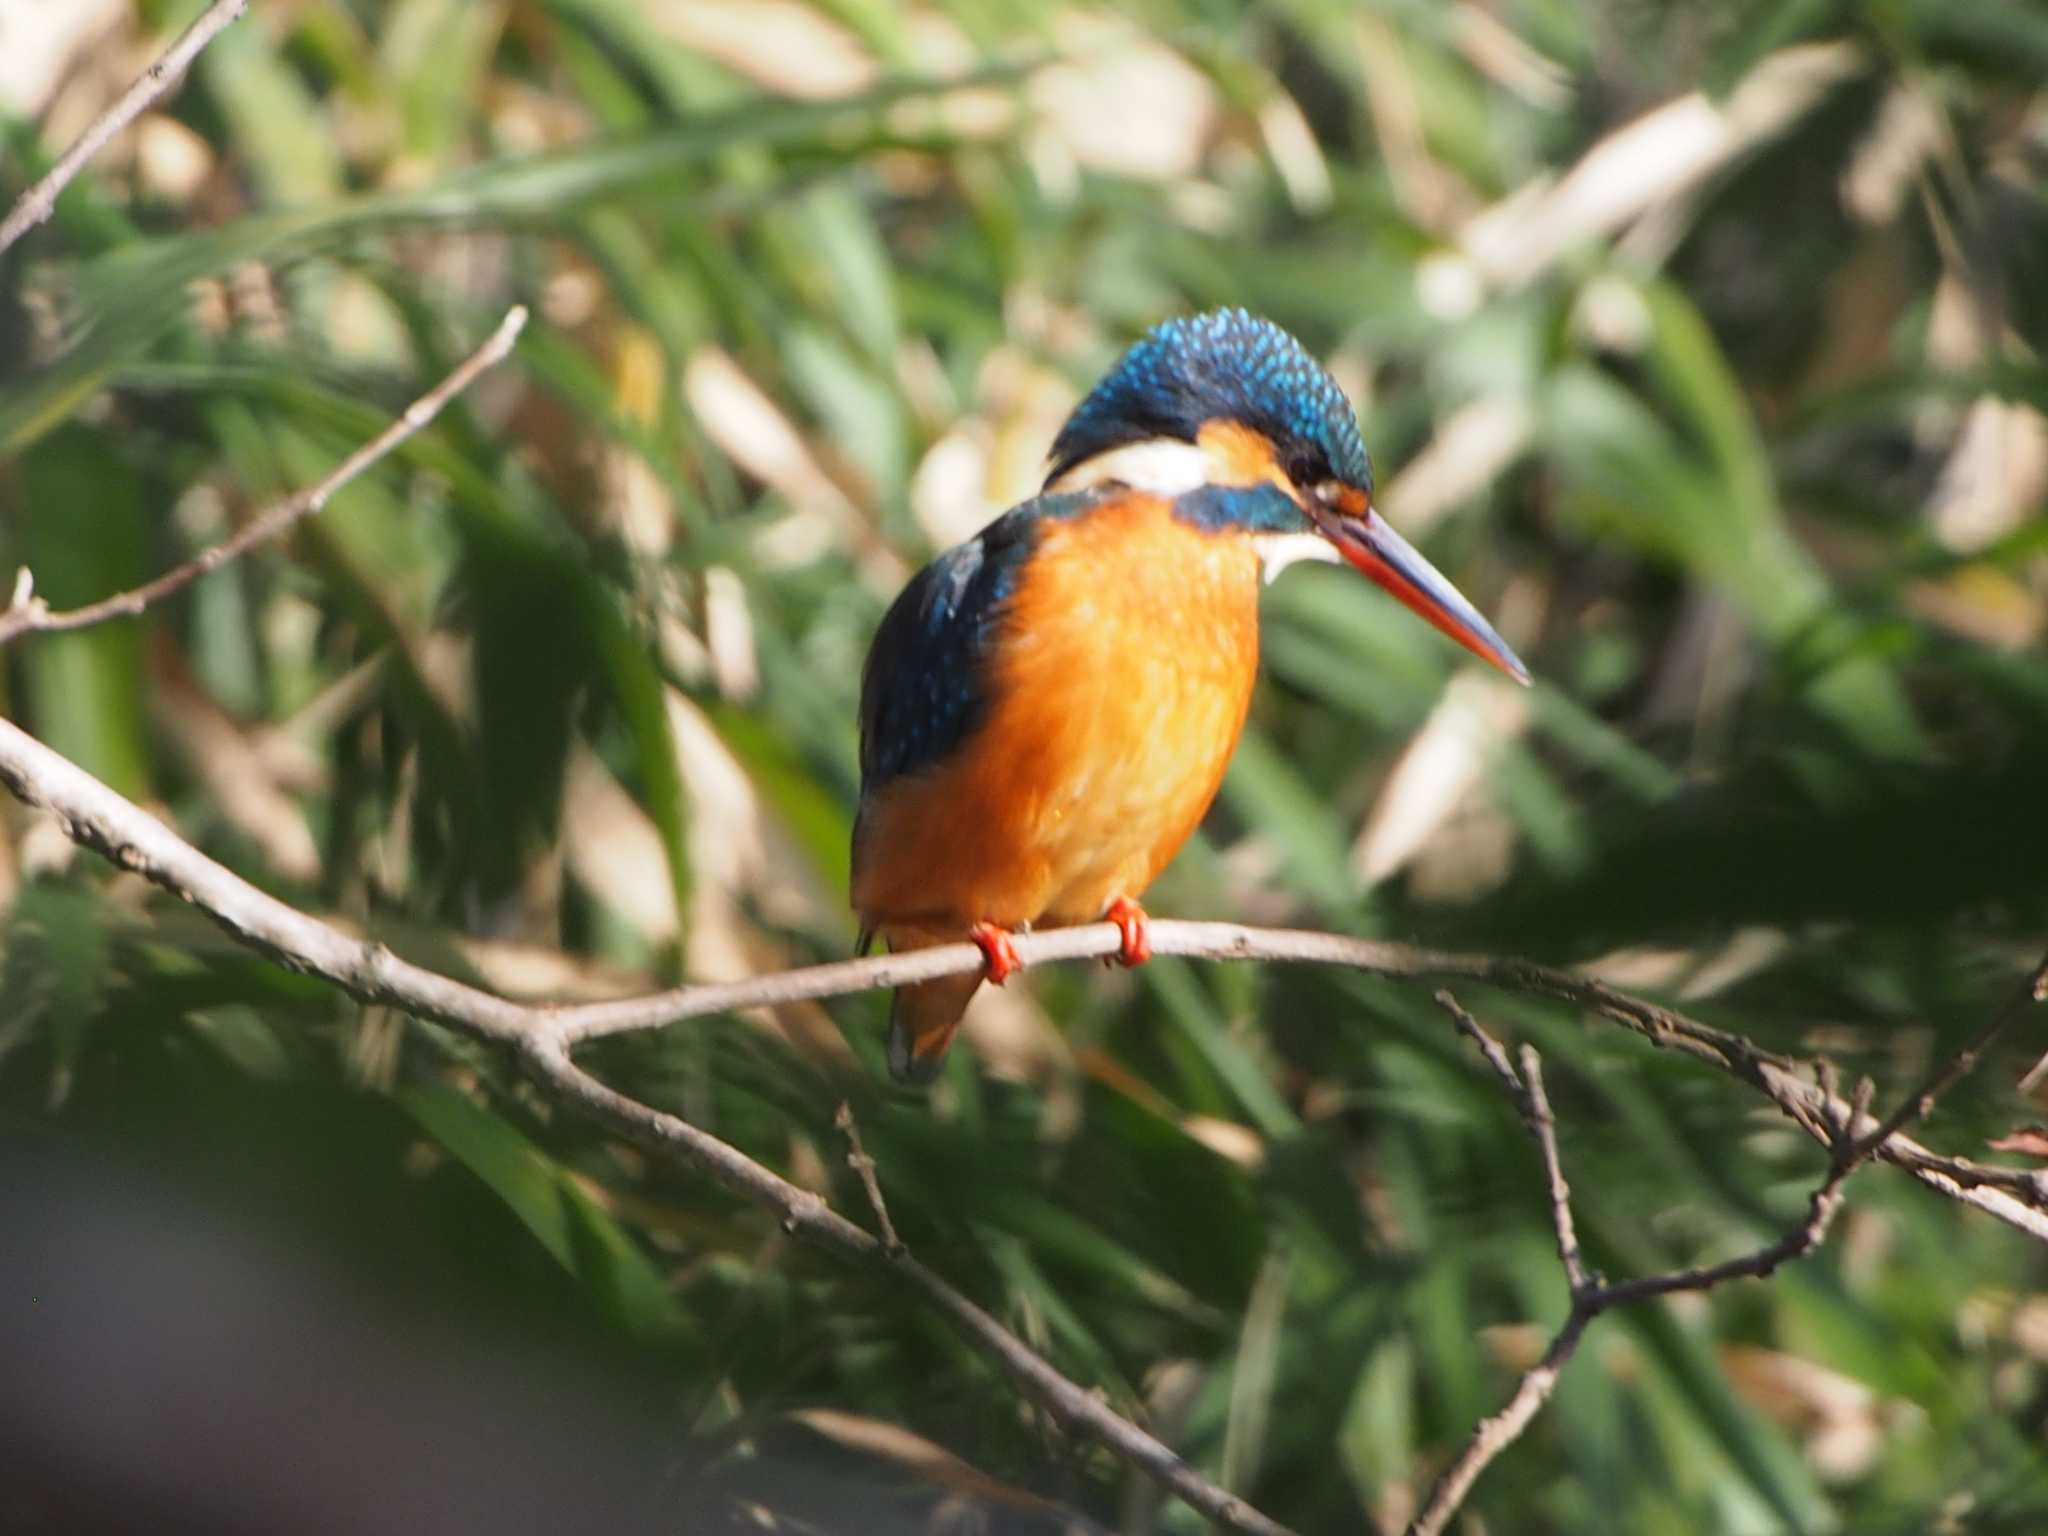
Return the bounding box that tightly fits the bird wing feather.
[855,488,1111,799]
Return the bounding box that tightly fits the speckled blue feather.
[1046,309,1372,493]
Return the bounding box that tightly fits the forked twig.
[835,1101,903,1256]
[0,221,2038,1531]
[11,21,2034,1531]
[1410,992,1895,1536]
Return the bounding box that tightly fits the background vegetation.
[3,1,2046,1531]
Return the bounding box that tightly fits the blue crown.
[1046,309,1372,492]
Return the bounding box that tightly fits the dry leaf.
[1031,15,1215,182]
[0,0,125,117]
[1379,397,1532,540]
[1353,672,1530,888]
[1461,43,1861,290]
[1985,1126,2048,1160]
[651,0,875,100]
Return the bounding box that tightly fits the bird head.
[1045,308,1529,684]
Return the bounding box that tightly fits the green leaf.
[1221,1243,1292,1493]
[1217,727,1356,908]
[1143,957,1301,1142]
[397,1081,694,1347]
[14,425,150,797]
[2,68,1030,455]
[583,595,694,956]
[1341,1335,1416,1508]
[203,16,347,204]
[0,884,115,1093]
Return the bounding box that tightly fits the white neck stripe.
[1045,438,1213,496]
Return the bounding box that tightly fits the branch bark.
[0,0,250,257]
[0,305,529,647]
[0,264,2042,1527]
[5,716,2037,1252]
[12,21,2035,1528]
[0,722,1297,1536]
[2,713,2044,1531]
[1408,993,1873,1536]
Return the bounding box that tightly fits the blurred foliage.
[3,1,2047,1531]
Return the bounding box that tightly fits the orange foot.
[969,920,1023,986]
[1104,897,1152,968]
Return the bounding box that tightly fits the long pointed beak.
[1310,491,1531,685]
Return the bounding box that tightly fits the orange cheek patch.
[1196,420,1297,496]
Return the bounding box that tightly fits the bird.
[853,308,1529,1083]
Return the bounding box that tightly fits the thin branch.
[0,305,528,647]
[1864,950,2048,1151]
[1,714,2045,1531]
[528,928,2048,1239]
[0,0,250,256]
[516,1036,1293,1536]
[1517,1046,1591,1292]
[1435,993,1590,1290]
[0,719,1292,1534]
[1,706,2044,1263]
[835,1100,903,1256]
[1408,996,1890,1536]
[1406,1286,1592,1536]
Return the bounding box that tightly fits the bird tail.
[886,971,982,1084]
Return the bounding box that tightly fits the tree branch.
[0,717,1296,1536]
[1,715,2043,1531]
[0,331,2042,1526]
[1407,994,1875,1536]
[1865,952,2048,1154]
[0,0,250,257]
[2,704,2046,1259]
[7,20,2034,1524]
[516,1033,1291,1535]
[0,304,529,647]
[835,1100,903,1256]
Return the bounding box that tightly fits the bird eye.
[1311,481,1345,509]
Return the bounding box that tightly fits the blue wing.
[856,488,1110,800]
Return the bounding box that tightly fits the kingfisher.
[854,309,1529,1083]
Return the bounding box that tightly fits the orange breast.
[853,493,1263,934]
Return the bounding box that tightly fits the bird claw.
[1104,897,1151,968]
[969,921,1022,985]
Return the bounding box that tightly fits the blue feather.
[856,487,1113,799]
[1171,482,1305,535]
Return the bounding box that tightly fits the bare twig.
[0,708,2044,1265]
[1436,994,1590,1290]
[0,0,250,256]
[0,717,1291,1535]
[3,565,2046,1536]
[1516,1046,1591,1290]
[1407,994,1896,1536]
[515,1036,1292,1536]
[1409,1303,1590,1536]
[1880,951,2048,1132]
[0,305,528,648]
[834,1101,903,1256]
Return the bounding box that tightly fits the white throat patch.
[1250,532,1340,583]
